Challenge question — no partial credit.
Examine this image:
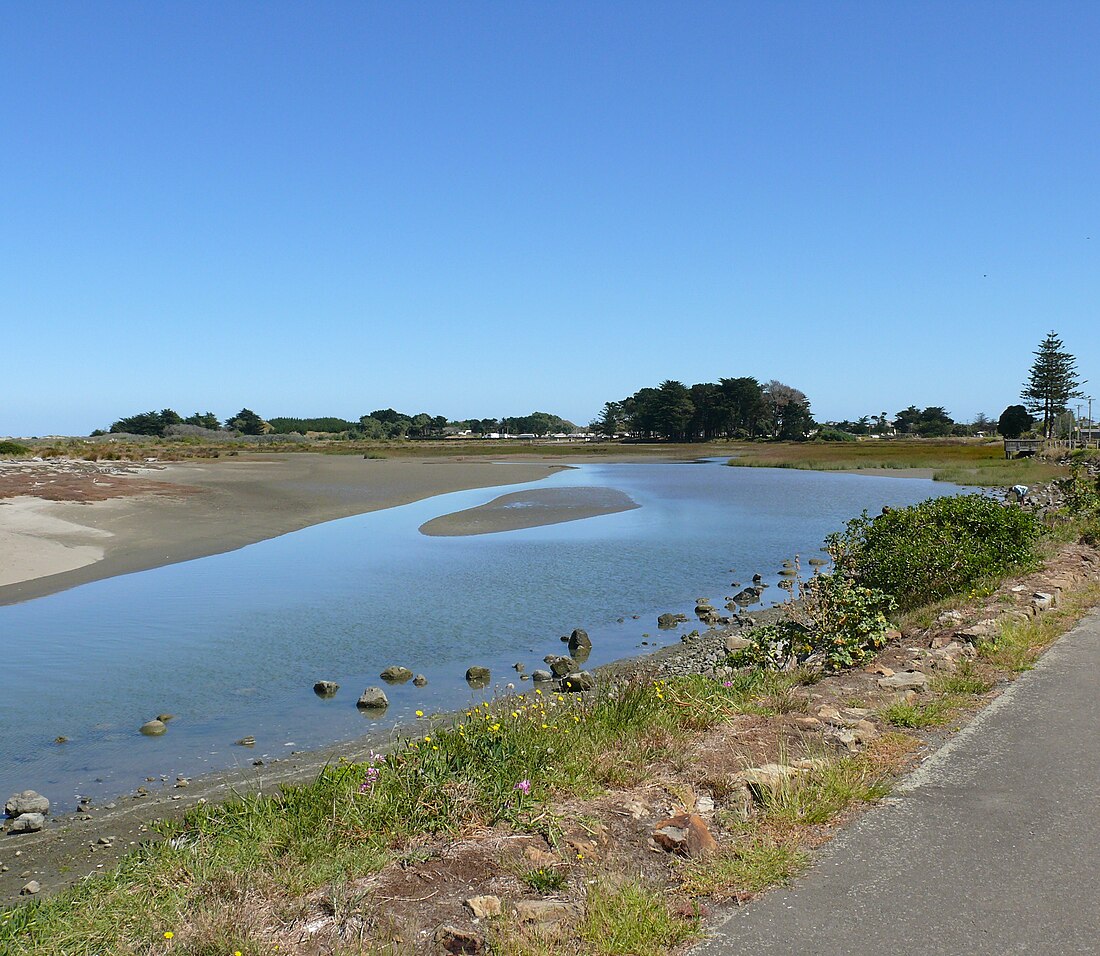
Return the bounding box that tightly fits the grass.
[577,877,700,955]
[880,698,960,728]
[0,676,812,955]
[724,439,1064,487]
[678,836,806,897]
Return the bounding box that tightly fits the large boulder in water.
[658,613,688,629]
[466,666,491,687]
[356,687,389,709]
[313,680,340,697]
[380,666,414,683]
[139,719,167,736]
[567,629,591,653]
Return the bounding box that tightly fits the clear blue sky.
[3,1,1097,436]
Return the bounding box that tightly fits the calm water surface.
[0,462,960,803]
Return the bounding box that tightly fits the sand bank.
[419,486,639,536]
[0,454,565,605]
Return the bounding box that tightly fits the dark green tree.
[1021,331,1083,438]
[227,408,267,435]
[997,405,1033,439]
[653,380,694,440]
[185,412,221,430]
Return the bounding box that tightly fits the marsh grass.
[724,440,1063,487]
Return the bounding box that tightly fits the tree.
[109,408,182,436]
[763,381,813,439]
[1022,331,1083,438]
[652,380,694,440]
[591,402,623,437]
[997,405,1033,439]
[185,412,221,430]
[227,408,267,435]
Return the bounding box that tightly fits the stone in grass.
[877,671,929,692]
[437,925,486,954]
[464,895,503,919]
[313,680,340,697]
[651,812,718,858]
[561,671,596,693]
[21,880,41,896]
[5,790,50,817]
[9,813,46,834]
[139,719,167,736]
[356,687,389,710]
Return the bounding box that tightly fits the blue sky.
[3,1,1097,436]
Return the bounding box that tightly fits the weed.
[678,836,806,898]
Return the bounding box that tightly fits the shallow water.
[0,461,961,803]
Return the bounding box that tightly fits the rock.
[139,719,167,736]
[9,813,45,833]
[658,613,688,629]
[651,812,718,858]
[725,634,752,653]
[561,671,595,692]
[543,655,576,678]
[5,790,49,817]
[356,687,389,709]
[20,880,41,896]
[466,666,491,686]
[1032,592,1055,611]
[313,680,340,697]
[513,900,582,924]
[531,669,553,682]
[513,662,526,671]
[54,736,68,744]
[734,763,806,793]
[567,628,591,653]
[380,665,414,683]
[156,714,175,723]
[436,925,486,954]
[465,895,503,919]
[413,674,428,687]
[877,671,929,691]
[235,736,256,747]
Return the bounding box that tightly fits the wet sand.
[0,454,566,606]
[419,486,639,536]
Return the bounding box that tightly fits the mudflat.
[419,486,639,536]
[0,454,565,605]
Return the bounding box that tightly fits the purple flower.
[514,779,531,795]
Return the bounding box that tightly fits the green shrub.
[0,440,29,455]
[731,573,895,671]
[826,494,1040,611]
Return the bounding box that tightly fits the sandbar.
[0,454,565,605]
[419,486,639,536]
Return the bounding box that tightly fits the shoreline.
[0,454,572,606]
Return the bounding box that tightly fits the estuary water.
[0,461,960,803]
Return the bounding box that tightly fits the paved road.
[695,607,1100,956]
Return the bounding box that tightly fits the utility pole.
[1089,395,1095,448]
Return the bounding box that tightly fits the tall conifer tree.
[1021,331,1082,438]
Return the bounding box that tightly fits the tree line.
[593,378,815,441]
[97,407,576,439]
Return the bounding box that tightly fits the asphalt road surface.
[694,607,1100,956]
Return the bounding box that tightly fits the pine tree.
[1021,331,1083,438]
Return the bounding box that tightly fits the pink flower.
[514,780,531,794]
